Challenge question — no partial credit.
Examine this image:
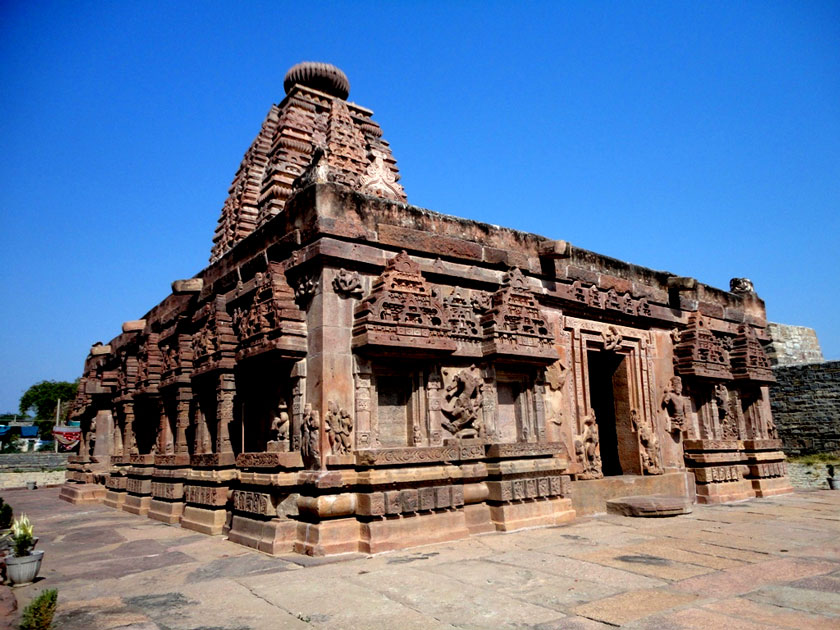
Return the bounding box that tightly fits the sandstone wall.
[767,323,824,366]
[770,361,840,455]
[0,471,67,489]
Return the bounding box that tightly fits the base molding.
[122,494,151,516]
[58,483,105,505]
[489,497,575,532]
[181,505,227,535]
[148,499,185,524]
[227,515,297,554]
[103,489,127,509]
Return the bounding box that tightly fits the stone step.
[606,495,693,517]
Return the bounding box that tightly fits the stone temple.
[60,62,792,555]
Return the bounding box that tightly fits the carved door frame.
[565,317,659,476]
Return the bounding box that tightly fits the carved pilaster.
[123,401,138,455]
[290,360,306,452]
[216,373,235,455]
[427,370,444,446]
[175,390,190,454]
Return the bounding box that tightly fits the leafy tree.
[19,381,78,421]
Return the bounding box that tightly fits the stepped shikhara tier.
[61,62,791,555]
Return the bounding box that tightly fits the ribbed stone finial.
[283,62,350,99]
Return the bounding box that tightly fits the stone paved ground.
[2,488,839,629]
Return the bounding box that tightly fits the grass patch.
[787,452,840,466]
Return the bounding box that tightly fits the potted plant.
[4,515,44,585]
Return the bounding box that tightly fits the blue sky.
[1,1,838,412]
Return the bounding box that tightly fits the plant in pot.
[4,514,44,585]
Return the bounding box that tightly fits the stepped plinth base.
[294,518,361,556]
[227,516,296,555]
[750,477,794,497]
[695,479,755,504]
[181,506,227,535]
[360,510,471,554]
[489,497,575,532]
[103,489,127,509]
[464,503,495,534]
[148,499,185,524]
[122,494,151,516]
[58,483,105,505]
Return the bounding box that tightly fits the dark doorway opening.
[587,350,634,476]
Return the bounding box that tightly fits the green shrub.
[11,514,34,556]
[19,589,58,630]
[0,500,12,529]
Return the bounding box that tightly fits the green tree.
[19,380,78,421]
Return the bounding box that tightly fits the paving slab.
[2,487,839,629]
[571,588,699,625]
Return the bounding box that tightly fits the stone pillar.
[160,401,174,455]
[123,401,138,455]
[93,408,114,460]
[217,373,235,455]
[175,390,190,455]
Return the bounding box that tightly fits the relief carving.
[332,269,363,298]
[631,409,662,474]
[441,365,484,439]
[714,384,738,440]
[300,404,321,468]
[661,376,691,434]
[602,325,623,351]
[574,413,603,479]
[325,401,353,455]
[293,274,317,303]
[544,360,568,429]
[266,400,290,452]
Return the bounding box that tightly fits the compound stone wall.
[0,453,70,471]
[770,361,840,455]
[767,323,824,367]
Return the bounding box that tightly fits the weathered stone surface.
[771,361,840,455]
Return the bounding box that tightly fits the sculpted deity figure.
[714,384,738,440]
[574,413,603,479]
[661,376,691,434]
[300,404,321,468]
[325,401,353,455]
[602,325,623,351]
[266,401,290,452]
[631,409,662,474]
[441,365,484,438]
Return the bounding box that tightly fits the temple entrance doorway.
[586,350,642,476]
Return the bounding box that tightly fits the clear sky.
[1,1,838,413]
